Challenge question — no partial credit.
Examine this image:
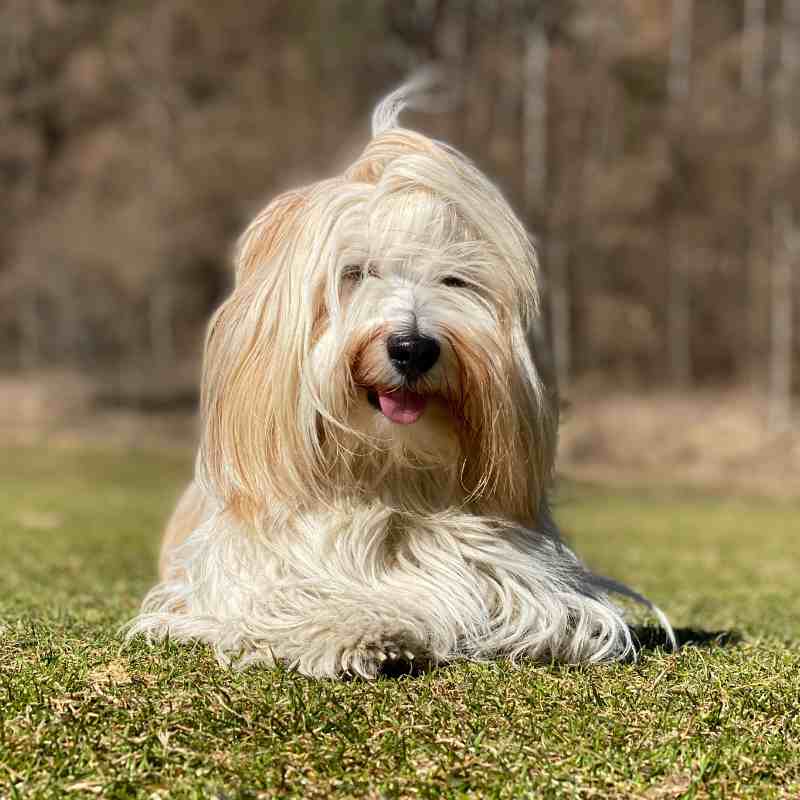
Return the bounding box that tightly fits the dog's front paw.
[350,636,422,678]
[293,622,427,679]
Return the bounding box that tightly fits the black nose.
[386,333,440,378]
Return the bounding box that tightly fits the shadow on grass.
[632,625,741,653]
[377,658,429,679]
[371,628,743,679]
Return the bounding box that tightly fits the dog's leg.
[128,507,666,677]
[239,600,430,678]
[158,481,213,581]
[129,507,434,678]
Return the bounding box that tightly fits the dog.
[128,77,674,678]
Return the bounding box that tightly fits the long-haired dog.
[129,78,674,678]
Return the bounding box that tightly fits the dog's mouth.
[367,388,428,425]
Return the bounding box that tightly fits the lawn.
[1,446,798,799]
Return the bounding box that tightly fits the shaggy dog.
[128,78,674,678]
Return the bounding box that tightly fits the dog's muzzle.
[386,333,440,380]
[363,332,440,425]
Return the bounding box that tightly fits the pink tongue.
[377,389,428,424]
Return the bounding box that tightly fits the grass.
[1,446,799,799]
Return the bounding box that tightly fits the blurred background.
[1,0,797,496]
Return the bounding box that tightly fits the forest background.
[1,0,797,493]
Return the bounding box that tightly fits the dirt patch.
[558,386,799,498]
[0,371,93,437]
[0,370,197,448]
[1,372,797,498]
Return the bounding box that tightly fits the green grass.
[1,446,799,799]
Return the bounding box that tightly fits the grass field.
[1,446,799,799]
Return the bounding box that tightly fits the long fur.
[127,77,675,678]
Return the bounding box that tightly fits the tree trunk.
[523,16,548,224]
[667,0,694,388]
[547,237,571,393]
[18,289,41,371]
[149,284,176,374]
[668,230,691,386]
[741,0,767,96]
[741,0,768,381]
[523,12,567,392]
[768,0,800,430]
[768,206,795,430]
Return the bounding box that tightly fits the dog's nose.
[387,333,440,378]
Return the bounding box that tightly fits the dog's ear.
[198,189,323,513]
[234,190,308,285]
[454,315,558,526]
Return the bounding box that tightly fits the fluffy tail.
[371,67,454,136]
[589,572,678,652]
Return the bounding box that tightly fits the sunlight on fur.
[127,76,675,678]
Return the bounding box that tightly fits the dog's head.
[198,81,557,523]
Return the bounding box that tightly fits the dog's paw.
[349,636,422,679]
[292,623,427,679]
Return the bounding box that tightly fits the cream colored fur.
[127,79,674,678]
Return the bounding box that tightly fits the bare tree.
[741,0,769,380]
[18,285,42,371]
[523,12,548,222]
[523,7,570,393]
[769,0,799,431]
[667,0,694,388]
[0,1,793,399]
[742,0,767,96]
[769,207,796,431]
[135,2,182,376]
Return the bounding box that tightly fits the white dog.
[128,79,674,678]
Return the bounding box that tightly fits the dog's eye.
[342,265,364,282]
[342,265,378,282]
[442,276,467,289]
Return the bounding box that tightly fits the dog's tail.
[372,67,455,136]
[589,572,678,653]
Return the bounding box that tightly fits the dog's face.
[198,130,556,523]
